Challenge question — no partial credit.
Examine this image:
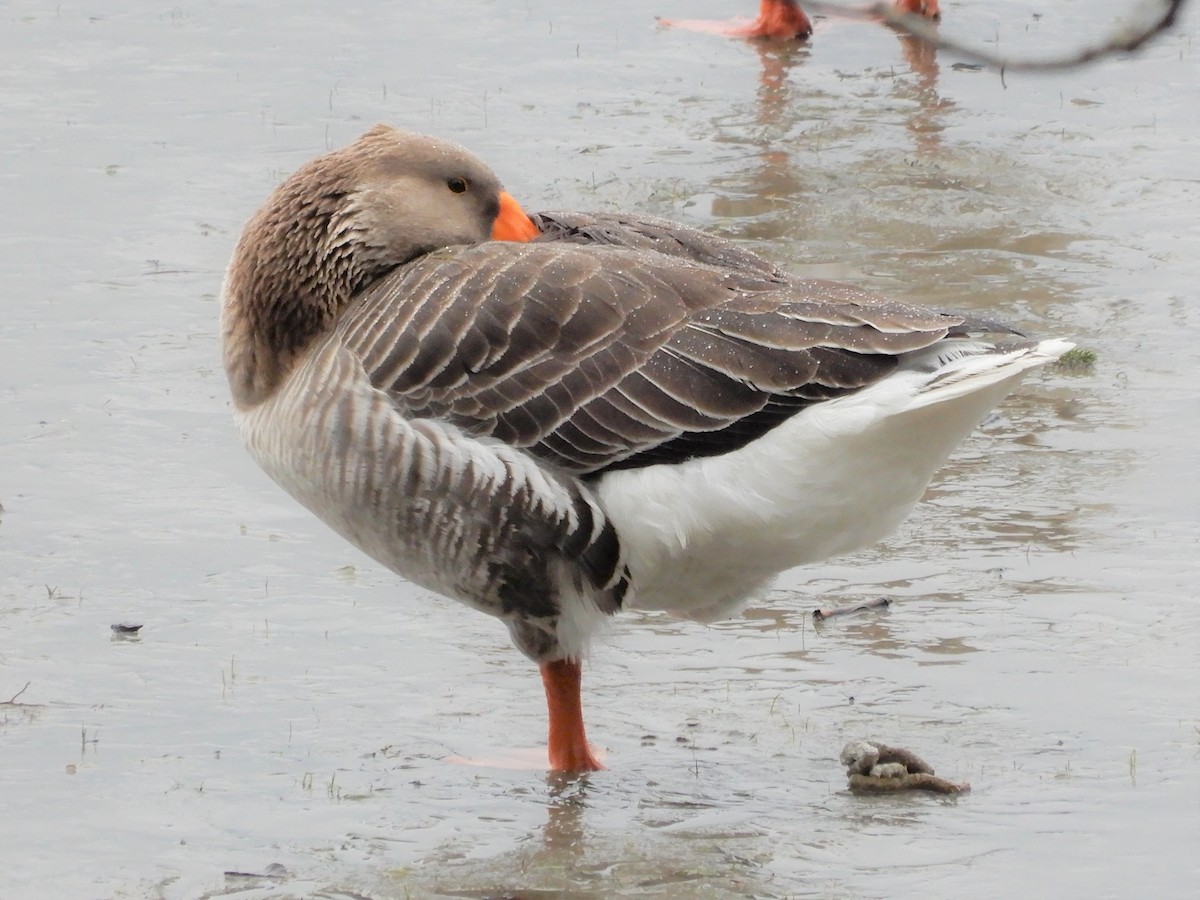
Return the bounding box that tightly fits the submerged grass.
[1055,346,1098,373]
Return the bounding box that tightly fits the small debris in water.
[842,740,933,775]
[1055,346,1098,373]
[812,597,891,621]
[223,863,289,884]
[110,623,143,634]
[841,740,970,795]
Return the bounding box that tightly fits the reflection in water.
[542,771,591,854]
[710,26,953,226]
[831,616,905,659]
[686,25,1128,683]
[708,42,812,226]
[751,40,806,127]
[891,29,954,156]
[373,768,789,898]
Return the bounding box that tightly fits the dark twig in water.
[110,623,144,634]
[813,596,890,621]
[804,0,1186,72]
[3,682,32,706]
[223,864,290,885]
[841,740,970,794]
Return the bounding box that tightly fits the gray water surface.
[1,1,1197,897]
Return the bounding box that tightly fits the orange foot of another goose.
[659,0,813,40]
[540,658,605,772]
[893,0,941,18]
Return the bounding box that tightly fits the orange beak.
[492,191,540,242]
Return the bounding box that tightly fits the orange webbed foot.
[659,0,813,41]
[548,740,606,773]
[893,0,941,19]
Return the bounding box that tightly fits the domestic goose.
[221,124,1070,771]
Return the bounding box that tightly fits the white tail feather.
[600,337,1073,621]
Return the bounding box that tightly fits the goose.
[221,124,1070,772]
[659,0,941,41]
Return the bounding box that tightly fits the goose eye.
[446,177,469,194]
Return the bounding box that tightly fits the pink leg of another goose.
[660,0,813,40]
[659,0,942,41]
[893,0,941,18]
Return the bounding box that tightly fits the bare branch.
[3,682,32,706]
[805,0,1187,72]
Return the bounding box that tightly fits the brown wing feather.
[336,214,965,475]
[530,210,786,277]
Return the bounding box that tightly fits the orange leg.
[540,658,605,772]
[660,0,813,40]
[893,0,941,18]
[741,0,813,39]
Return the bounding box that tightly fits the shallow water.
[1,1,1197,897]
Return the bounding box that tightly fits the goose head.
[220,124,536,408]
